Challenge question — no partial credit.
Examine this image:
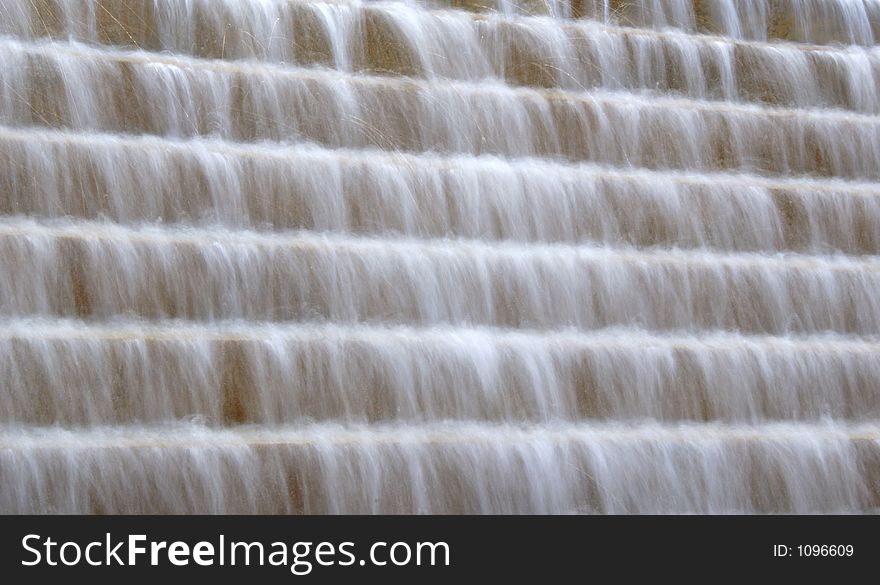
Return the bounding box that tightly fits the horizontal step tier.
[2,420,879,513]
[3,127,879,254]
[421,0,880,47]
[11,0,875,49]
[3,0,878,112]
[2,319,879,425]
[1,218,879,334]
[3,39,880,178]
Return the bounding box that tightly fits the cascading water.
[0,0,878,514]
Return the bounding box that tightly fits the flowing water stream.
[0,0,879,513]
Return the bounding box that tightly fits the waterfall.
[0,0,878,514]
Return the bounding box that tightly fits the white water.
[5,1,880,111]
[3,421,878,513]
[0,0,878,513]
[3,37,880,178]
